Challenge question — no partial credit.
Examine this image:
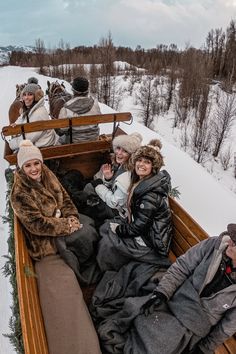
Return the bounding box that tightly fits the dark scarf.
[201,253,236,297]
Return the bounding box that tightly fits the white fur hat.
[17,140,43,168]
[112,132,142,154]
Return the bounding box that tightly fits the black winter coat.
[116,170,172,256]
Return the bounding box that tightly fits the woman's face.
[22,159,42,181]
[22,92,34,107]
[135,157,153,179]
[115,147,130,165]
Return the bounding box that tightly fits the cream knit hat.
[112,132,143,154]
[17,140,43,168]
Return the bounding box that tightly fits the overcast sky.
[1,0,236,49]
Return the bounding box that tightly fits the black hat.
[28,77,38,84]
[71,77,89,94]
[227,224,236,243]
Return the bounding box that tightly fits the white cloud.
[0,0,235,48]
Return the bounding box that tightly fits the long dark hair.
[21,99,37,122]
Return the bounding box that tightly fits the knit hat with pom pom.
[131,139,164,173]
[112,132,143,155]
[27,77,39,84]
[17,140,43,168]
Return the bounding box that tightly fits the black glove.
[188,346,204,354]
[141,290,167,316]
[90,178,103,188]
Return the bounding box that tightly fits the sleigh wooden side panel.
[14,217,49,354]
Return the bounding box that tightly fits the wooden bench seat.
[1,112,132,165]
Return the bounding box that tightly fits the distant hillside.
[0,45,34,65]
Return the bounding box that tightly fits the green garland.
[2,168,24,354]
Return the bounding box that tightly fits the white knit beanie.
[17,140,43,168]
[112,132,143,154]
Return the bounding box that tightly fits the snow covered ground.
[0,66,236,352]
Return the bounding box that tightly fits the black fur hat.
[227,224,236,243]
[131,139,164,173]
[71,77,89,94]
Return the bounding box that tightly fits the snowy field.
[1,66,236,352]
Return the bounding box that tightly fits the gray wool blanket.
[90,260,171,354]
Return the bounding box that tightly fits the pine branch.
[1,168,24,354]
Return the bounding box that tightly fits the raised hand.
[101,163,114,180]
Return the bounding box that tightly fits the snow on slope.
[1,66,236,352]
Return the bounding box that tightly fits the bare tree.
[136,76,160,127]
[191,85,212,163]
[109,77,123,110]
[35,38,46,74]
[212,93,236,157]
[220,146,232,170]
[98,31,115,105]
[89,63,99,96]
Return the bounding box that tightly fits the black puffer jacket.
[116,170,172,256]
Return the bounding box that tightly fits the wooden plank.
[215,346,230,354]
[59,151,110,179]
[223,336,236,353]
[169,197,208,241]
[4,137,112,165]
[172,227,198,254]
[2,112,132,136]
[170,238,185,258]
[15,217,49,354]
[172,213,201,246]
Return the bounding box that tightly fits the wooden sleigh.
[2,113,236,354]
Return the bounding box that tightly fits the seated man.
[137,223,236,354]
[58,76,100,144]
[91,224,236,354]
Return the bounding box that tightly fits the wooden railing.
[1,112,132,165]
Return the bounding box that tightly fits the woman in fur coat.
[9,83,59,152]
[10,140,101,354]
[96,139,173,272]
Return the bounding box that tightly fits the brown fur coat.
[10,164,79,260]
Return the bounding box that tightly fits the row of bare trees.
[7,21,236,173]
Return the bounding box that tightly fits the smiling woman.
[96,138,173,272]
[8,84,59,153]
[17,140,44,181]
